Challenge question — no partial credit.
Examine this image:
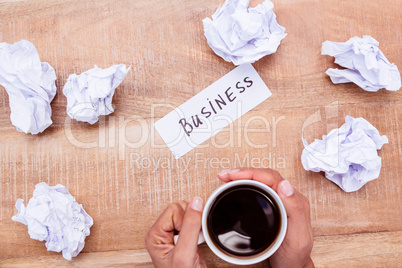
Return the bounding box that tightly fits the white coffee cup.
[174,180,287,265]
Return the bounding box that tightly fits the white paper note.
[12,182,93,261]
[301,116,388,192]
[322,36,401,92]
[155,63,272,158]
[63,64,130,124]
[203,0,287,65]
[0,40,57,134]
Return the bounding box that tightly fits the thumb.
[275,180,314,267]
[277,180,305,221]
[174,197,203,256]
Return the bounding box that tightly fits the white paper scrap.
[12,182,93,261]
[203,0,287,65]
[155,63,272,158]
[0,40,57,134]
[301,116,388,192]
[63,64,130,124]
[322,35,401,92]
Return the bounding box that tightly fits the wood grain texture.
[0,0,401,266]
[311,231,402,268]
[1,231,401,267]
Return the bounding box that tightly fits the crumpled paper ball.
[203,0,287,65]
[0,40,57,134]
[301,116,388,192]
[63,64,130,124]
[322,35,401,92]
[12,182,93,260]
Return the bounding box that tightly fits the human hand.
[145,197,207,268]
[218,168,314,268]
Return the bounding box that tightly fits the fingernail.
[279,180,294,197]
[218,169,231,176]
[190,197,203,212]
[218,169,240,176]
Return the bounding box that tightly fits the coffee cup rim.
[202,180,287,265]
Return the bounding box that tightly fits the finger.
[146,202,187,247]
[160,201,188,233]
[277,180,311,226]
[218,168,285,191]
[277,180,314,253]
[217,169,237,182]
[174,197,203,258]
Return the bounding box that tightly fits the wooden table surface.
[0,0,401,267]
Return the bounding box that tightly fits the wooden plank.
[311,231,402,268]
[0,249,154,268]
[1,231,401,267]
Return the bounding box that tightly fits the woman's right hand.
[218,168,314,268]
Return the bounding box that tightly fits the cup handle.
[173,231,205,245]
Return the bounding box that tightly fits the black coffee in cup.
[206,185,281,257]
